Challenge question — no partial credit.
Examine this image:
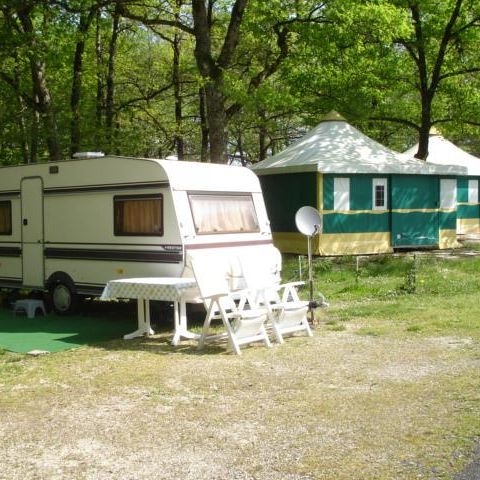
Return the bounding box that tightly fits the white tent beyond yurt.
[252,112,466,256]
[405,130,480,236]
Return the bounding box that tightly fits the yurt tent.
[405,130,480,235]
[251,112,466,256]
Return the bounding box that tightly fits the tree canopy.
[0,0,479,165]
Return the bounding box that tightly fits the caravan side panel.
[43,183,183,293]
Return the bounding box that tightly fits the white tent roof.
[404,132,480,176]
[251,112,466,176]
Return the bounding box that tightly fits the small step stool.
[14,299,46,319]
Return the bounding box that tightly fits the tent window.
[0,201,12,235]
[114,195,163,236]
[188,193,259,234]
[372,178,387,210]
[334,178,350,211]
[468,179,478,204]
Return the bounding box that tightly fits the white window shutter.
[440,179,457,209]
[468,179,478,204]
[334,177,350,211]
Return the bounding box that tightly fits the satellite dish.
[295,206,322,236]
[295,206,323,326]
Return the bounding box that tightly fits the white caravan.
[0,155,280,313]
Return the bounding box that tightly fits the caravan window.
[0,201,12,235]
[188,193,260,234]
[114,195,163,236]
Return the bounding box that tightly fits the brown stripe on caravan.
[43,181,169,195]
[185,239,273,250]
[44,248,182,263]
[0,247,22,257]
[0,277,22,287]
[0,191,20,198]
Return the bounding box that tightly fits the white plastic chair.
[239,254,321,343]
[191,255,271,355]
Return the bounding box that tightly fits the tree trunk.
[199,87,209,162]
[70,8,95,157]
[106,5,120,152]
[191,0,248,163]
[204,81,227,163]
[173,30,184,160]
[17,97,30,164]
[415,99,432,160]
[17,6,61,161]
[30,98,40,164]
[30,58,61,161]
[11,57,30,164]
[95,7,104,148]
[258,109,268,161]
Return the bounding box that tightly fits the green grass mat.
[0,308,138,353]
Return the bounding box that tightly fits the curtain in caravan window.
[0,202,12,235]
[189,194,259,234]
[333,178,350,211]
[468,179,478,204]
[114,195,163,235]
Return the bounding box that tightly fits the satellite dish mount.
[295,206,323,323]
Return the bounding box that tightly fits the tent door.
[391,175,439,248]
[21,177,45,287]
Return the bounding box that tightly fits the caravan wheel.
[50,283,78,315]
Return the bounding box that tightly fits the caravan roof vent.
[72,152,105,159]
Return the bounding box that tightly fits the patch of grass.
[355,327,383,336]
[326,323,346,332]
[284,251,480,341]
[406,324,423,333]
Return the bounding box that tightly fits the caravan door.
[21,177,44,287]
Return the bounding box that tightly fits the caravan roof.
[251,112,466,176]
[155,158,261,192]
[0,156,261,193]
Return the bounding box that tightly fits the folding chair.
[239,254,325,343]
[191,255,271,355]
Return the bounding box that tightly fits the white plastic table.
[100,277,198,344]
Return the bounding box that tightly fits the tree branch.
[115,1,194,35]
[439,66,480,81]
[367,115,420,131]
[430,0,463,92]
[116,82,174,111]
[217,0,248,68]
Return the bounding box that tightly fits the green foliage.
[0,0,478,164]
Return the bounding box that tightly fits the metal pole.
[307,234,314,324]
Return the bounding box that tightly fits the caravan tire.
[50,282,78,315]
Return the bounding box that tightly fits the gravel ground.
[455,443,480,480]
[0,329,479,480]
